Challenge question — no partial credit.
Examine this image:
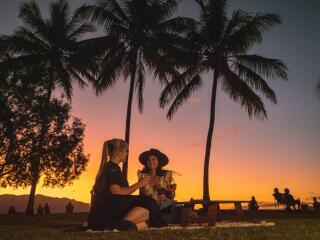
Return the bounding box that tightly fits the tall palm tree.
[317,80,320,96]
[160,0,288,201]
[77,0,191,180]
[1,0,97,215]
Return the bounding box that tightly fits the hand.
[138,176,151,187]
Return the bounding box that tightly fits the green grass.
[0,213,320,240]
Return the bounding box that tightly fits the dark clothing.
[44,204,50,214]
[248,200,259,211]
[283,193,301,210]
[313,202,320,211]
[88,161,165,230]
[273,192,285,204]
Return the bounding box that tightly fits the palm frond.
[166,74,202,119]
[55,64,73,100]
[68,23,95,40]
[1,35,44,55]
[94,46,126,94]
[19,1,48,39]
[231,61,277,103]
[75,4,123,29]
[152,0,179,23]
[235,54,288,80]
[203,0,228,41]
[159,66,203,108]
[224,12,281,53]
[96,0,129,23]
[157,16,198,34]
[221,66,267,119]
[14,26,49,49]
[49,0,70,30]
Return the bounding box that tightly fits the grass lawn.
[0,213,320,240]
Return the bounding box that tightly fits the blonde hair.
[92,139,128,198]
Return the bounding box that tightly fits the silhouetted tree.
[77,0,192,179]
[160,0,288,201]
[0,79,89,210]
[0,0,96,215]
[0,56,41,179]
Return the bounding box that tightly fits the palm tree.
[160,0,288,201]
[77,0,191,179]
[317,80,320,96]
[1,0,97,215]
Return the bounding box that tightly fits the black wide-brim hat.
[139,148,169,167]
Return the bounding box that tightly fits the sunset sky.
[1,0,319,205]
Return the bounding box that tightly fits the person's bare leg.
[123,207,149,224]
[136,221,149,231]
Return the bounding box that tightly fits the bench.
[175,200,249,227]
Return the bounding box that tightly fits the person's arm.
[165,171,176,199]
[110,176,151,195]
[110,182,141,195]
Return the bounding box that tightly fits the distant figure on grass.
[248,196,259,211]
[8,206,16,215]
[283,188,301,211]
[313,197,320,211]
[44,203,50,214]
[66,201,74,214]
[37,204,44,215]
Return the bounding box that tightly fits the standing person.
[37,204,43,215]
[66,201,74,214]
[138,148,178,223]
[88,139,165,231]
[44,203,50,214]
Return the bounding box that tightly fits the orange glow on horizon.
[1,80,319,206]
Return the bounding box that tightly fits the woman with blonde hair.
[88,139,165,231]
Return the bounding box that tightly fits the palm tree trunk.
[203,70,218,202]
[25,76,53,215]
[123,52,138,181]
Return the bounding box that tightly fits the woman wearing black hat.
[138,148,178,223]
[88,140,165,231]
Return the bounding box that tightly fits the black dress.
[88,161,165,230]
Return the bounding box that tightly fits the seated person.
[273,188,285,205]
[313,197,320,211]
[138,148,178,223]
[283,188,301,211]
[248,196,259,211]
[88,140,165,231]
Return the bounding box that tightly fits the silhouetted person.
[66,201,74,214]
[313,197,320,211]
[273,188,285,204]
[8,206,16,215]
[44,203,50,214]
[248,196,259,211]
[37,204,44,215]
[283,188,301,210]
